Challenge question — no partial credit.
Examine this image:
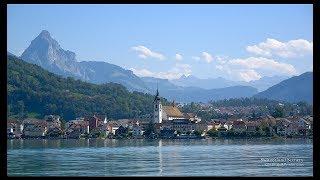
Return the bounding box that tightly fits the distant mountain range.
[141,77,258,103]
[79,61,150,93]
[11,30,312,104]
[254,72,313,104]
[243,75,290,92]
[170,74,289,92]
[170,75,238,89]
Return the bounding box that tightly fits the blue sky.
[7,4,313,81]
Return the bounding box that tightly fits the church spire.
[156,82,159,96]
[154,83,160,102]
[153,81,162,124]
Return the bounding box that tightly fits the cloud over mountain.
[130,63,191,80]
[131,45,165,60]
[175,53,183,61]
[246,38,313,58]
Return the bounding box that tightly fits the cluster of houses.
[206,115,313,137]
[6,114,313,139]
[7,89,313,139]
[7,115,62,139]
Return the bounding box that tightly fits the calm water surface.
[7,138,313,176]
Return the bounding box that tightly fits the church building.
[153,88,186,124]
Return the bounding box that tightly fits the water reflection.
[158,140,163,176]
[7,138,312,176]
[7,138,312,150]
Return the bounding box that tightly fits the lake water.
[7,138,313,176]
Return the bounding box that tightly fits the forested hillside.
[7,55,167,121]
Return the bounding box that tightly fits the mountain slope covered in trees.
[7,55,167,121]
[254,72,313,104]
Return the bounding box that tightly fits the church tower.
[153,87,162,124]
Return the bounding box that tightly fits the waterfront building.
[171,119,195,134]
[152,88,199,124]
[22,118,48,138]
[106,121,121,135]
[132,121,144,138]
[162,103,185,121]
[206,121,217,131]
[115,125,128,138]
[7,119,22,138]
[194,121,207,133]
[245,121,260,133]
[153,88,163,123]
[160,128,175,139]
[87,115,99,129]
[65,119,89,138]
[183,113,201,123]
[217,126,228,136]
[45,115,62,137]
[286,116,311,136]
[275,118,292,136]
[224,121,233,130]
[44,115,61,128]
[231,119,247,133]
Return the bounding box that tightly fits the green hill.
[7,55,166,121]
[254,72,313,104]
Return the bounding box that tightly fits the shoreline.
[7,136,312,141]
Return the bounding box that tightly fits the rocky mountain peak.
[18,30,150,92]
[20,30,84,79]
[39,30,50,37]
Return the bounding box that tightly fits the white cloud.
[193,52,214,63]
[228,57,297,75]
[138,54,147,59]
[174,63,192,75]
[175,53,183,61]
[246,38,313,58]
[215,65,223,70]
[130,68,154,77]
[202,52,213,63]
[246,45,271,57]
[130,63,192,80]
[214,56,297,82]
[239,69,262,82]
[192,56,201,61]
[215,55,228,64]
[131,45,165,60]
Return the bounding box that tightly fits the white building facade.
[153,89,162,124]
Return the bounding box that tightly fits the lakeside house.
[7,119,23,138]
[274,116,312,137]
[160,128,175,139]
[232,119,247,133]
[275,118,292,136]
[45,115,63,137]
[171,119,195,134]
[114,125,129,138]
[65,119,89,138]
[153,89,202,124]
[22,118,48,138]
[131,121,144,138]
[224,121,233,130]
[183,113,201,123]
[245,121,260,133]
